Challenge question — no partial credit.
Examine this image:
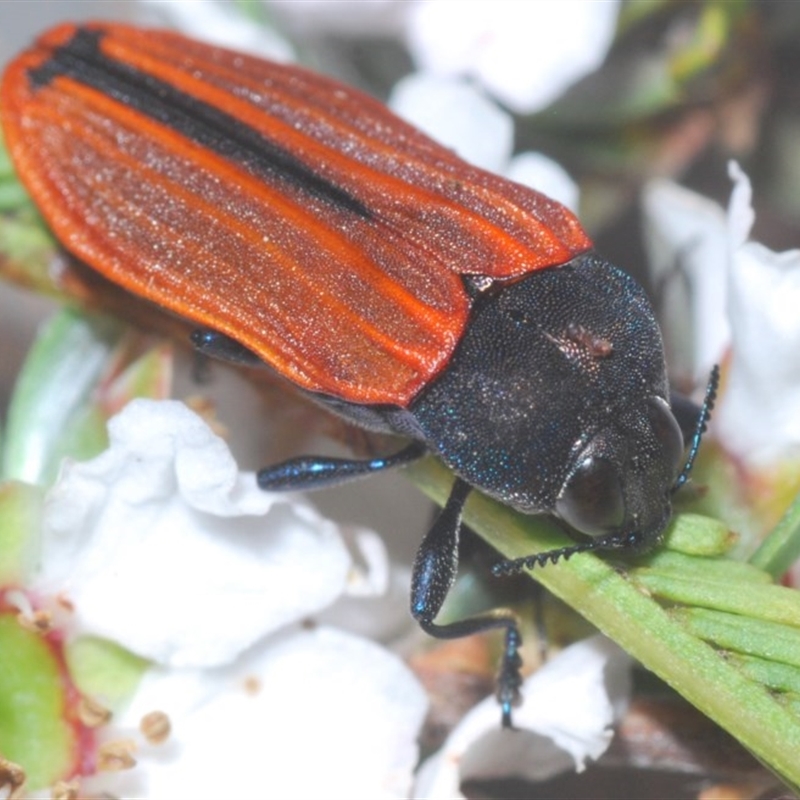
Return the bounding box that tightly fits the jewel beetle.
[1,22,717,727]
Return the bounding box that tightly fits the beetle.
[1,22,717,727]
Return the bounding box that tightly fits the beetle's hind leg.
[412,478,523,728]
[190,328,267,368]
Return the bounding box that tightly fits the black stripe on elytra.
[28,27,371,218]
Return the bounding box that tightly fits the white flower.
[505,152,581,215]
[139,0,294,61]
[717,163,800,466]
[389,74,579,211]
[643,164,800,467]
[406,0,621,114]
[389,73,513,174]
[30,399,426,794]
[83,625,427,799]
[642,178,730,383]
[415,636,631,799]
[36,400,356,667]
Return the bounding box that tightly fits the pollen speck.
[140,710,171,745]
[16,609,54,635]
[78,695,112,728]
[97,739,137,771]
[0,758,25,800]
[51,779,80,800]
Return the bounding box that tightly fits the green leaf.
[0,127,59,295]
[674,607,800,667]
[66,635,150,712]
[749,492,800,580]
[635,570,800,627]
[653,512,737,556]
[0,615,76,790]
[635,549,773,585]
[731,654,800,694]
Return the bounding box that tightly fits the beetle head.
[492,364,719,576]
[555,395,685,553]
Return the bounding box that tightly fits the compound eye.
[648,397,684,477]
[556,456,625,538]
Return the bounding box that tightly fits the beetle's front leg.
[411,478,523,728]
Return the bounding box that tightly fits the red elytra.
[0,22,591,406]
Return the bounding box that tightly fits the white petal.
[646,165,800,465]
[139,0,294,61]
[320,565,415,643]
[415,636,630,798]
[727,161,756,247]
[716,163,800,464]
[341,526,391,598]
[506,152,580,213]
[642,179,731,381]
[718,259,800,462]
[37,400,352,667]
[314,526,417,643]
[389,73,513,172]
[86,626,427,799]
[407,1,620,113]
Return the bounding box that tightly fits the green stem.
[407,457,800,791]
